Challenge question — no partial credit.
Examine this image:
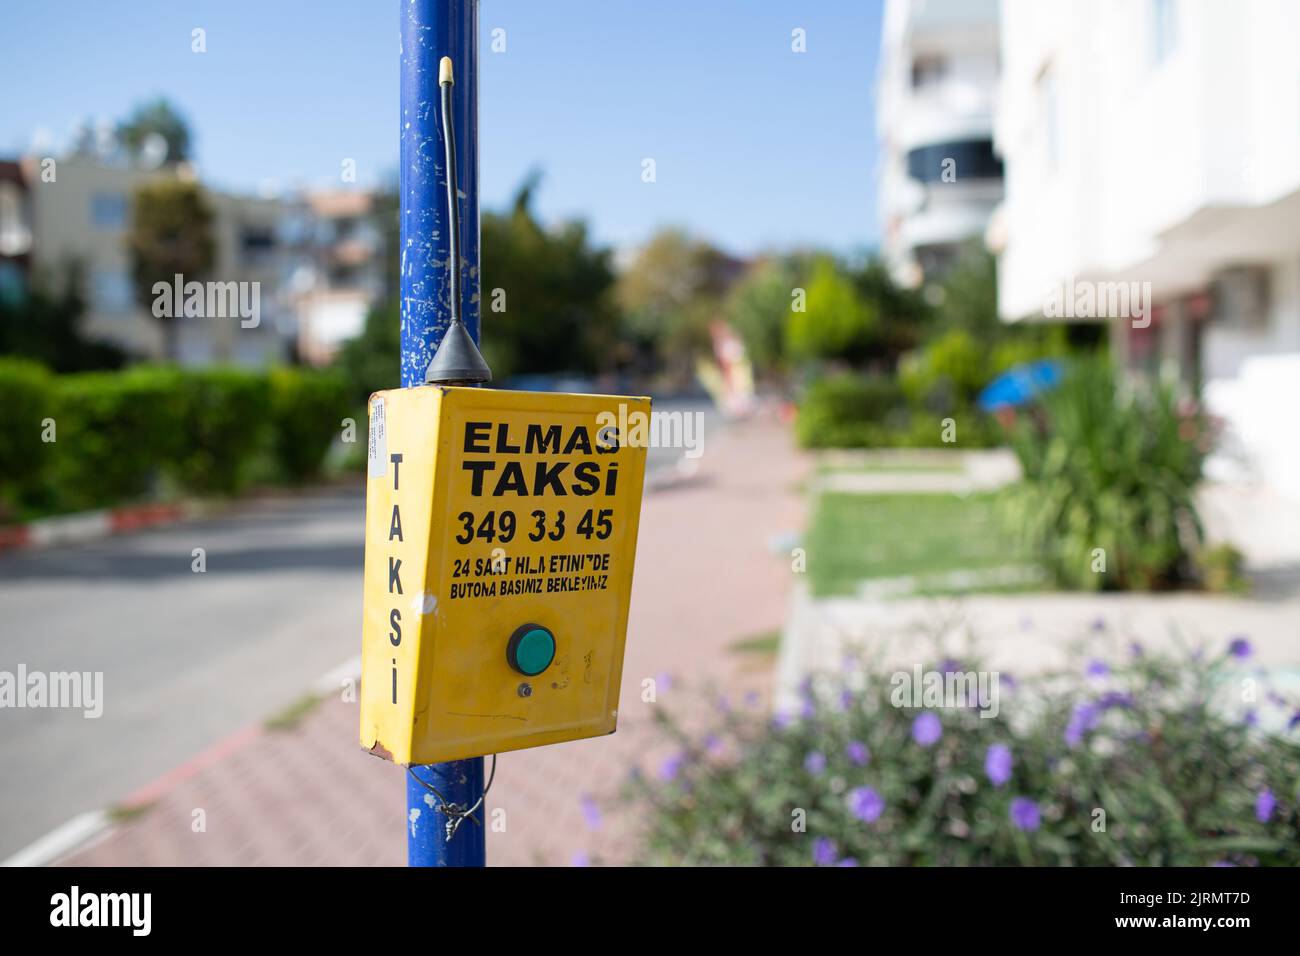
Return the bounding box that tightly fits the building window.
[906,139,1003,184]
[1151,0,1178,65]
[911,54,948,91]
[90,269,135,314]
[90,192,129,230]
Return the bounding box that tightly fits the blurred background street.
[3,0,1300,868]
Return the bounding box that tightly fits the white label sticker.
[367,397,387,478]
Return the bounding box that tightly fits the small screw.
[517,682,532,698]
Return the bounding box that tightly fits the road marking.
[2,810,110,868]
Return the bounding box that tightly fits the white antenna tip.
[439,56,454,86]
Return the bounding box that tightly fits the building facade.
[877,0,1003,287]
[993,0,1300,497]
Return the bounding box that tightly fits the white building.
[877,0,1003,287]
[993,0,1300,498]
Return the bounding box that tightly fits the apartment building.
[877,0,1003,287]
[993,0,1300,496]
[293,190,386,366]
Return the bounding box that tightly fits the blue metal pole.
[400,0,485,868]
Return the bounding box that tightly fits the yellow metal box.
[359,385,650,765]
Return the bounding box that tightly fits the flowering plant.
[623,636,1299,866]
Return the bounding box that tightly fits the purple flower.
[839,688,855,711]
[703,733,724,755]
[1085,659,1109,678]
[714,695,730,713]
[579,793,602,831]
[656,672,674,691]
[1228,636,1253,660]
[1244,709,1259,728]
[1097,691,1134,710]
[658,752,685,782]
[812,837,837,866]
[985,744,1013,788]
[1129,641,1144,658]
[799,697,816,720]
[1010,797,1041,832]
[744,690,761,708]
[1065,702,1100,748]
[804,751,827,775]
[846,740,870,766]
[571,851,590,867]
[848,786,885,823]
[912,712,943,747]
[1289,710,1300,731]
[772,710,793,730]
[1090,616,1107,632]
[835,858,860,867]
[1256,788,1276,823]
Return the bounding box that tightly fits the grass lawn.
[804,490,1037,597]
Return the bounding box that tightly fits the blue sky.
[0,0,882,256]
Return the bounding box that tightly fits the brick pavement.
[59,411,807,866]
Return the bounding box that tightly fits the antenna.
[424,55,492,386]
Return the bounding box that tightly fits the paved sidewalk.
[58,410,807,866]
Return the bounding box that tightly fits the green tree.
[128,180,216,359]
[0,265,126,371]
[615,228,734,380]
[785,257,876,364]
[724,255,808,377]
[480,174,617,379]
[929,242,999,337]
[117,98,193,165]
[335,302,399,406]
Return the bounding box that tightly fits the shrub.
[898,328,987,412]
[49,366,186,511]
[268,368,351,482]
[167,368,270,495]
[0,359,58,517]
[796,373,1001,449]
[623,637,1300,866]
[795,373,908,448]
[1006,360,1209,590]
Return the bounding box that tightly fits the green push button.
[507,624,556,677]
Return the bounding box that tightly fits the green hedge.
[796,373,1000,449]
[0,359,58,517]
[51,367,187,511]
[0,362,350,519]
[268,368,351,483]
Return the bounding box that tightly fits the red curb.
[110,502,186,533]
[0,501,193,554]
[0,524,32,552]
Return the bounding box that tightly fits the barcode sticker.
[367,397,387,478]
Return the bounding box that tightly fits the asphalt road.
[0,485,366,860]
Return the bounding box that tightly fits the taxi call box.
[360,385,650,765]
